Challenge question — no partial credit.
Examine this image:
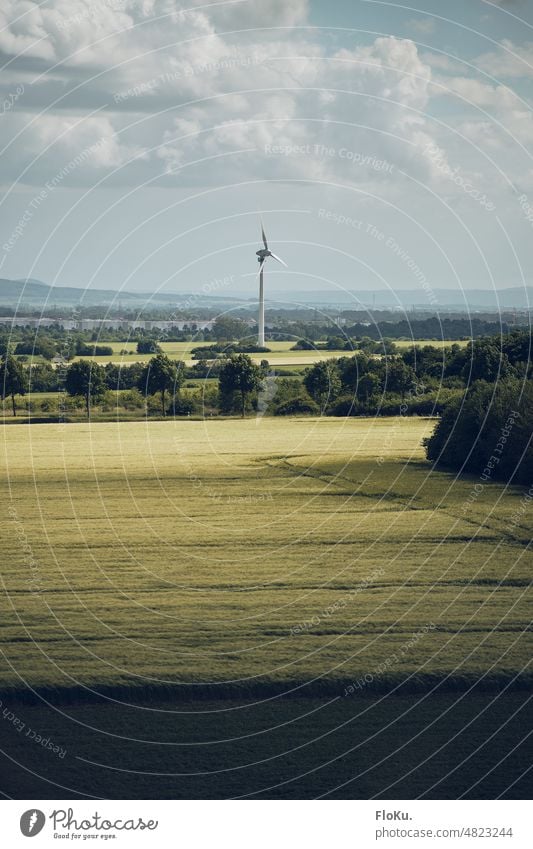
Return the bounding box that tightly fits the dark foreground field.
[1,692,531,799]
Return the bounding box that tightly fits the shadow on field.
[1,690,531,799]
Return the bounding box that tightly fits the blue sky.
[0,0,532,305]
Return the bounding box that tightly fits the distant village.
[0,316,219,331]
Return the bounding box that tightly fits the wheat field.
[1,417,530,698]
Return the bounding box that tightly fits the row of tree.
[0,353,186,417]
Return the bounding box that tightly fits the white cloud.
[0,2,498,198]
[421,51,468,74]
[152,35,438,186]
[475,39,533,78]
[438,76,519,108]
[432,75,533,152]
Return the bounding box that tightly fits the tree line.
[1,330,531,486]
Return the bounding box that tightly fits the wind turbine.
[255,220,287,347]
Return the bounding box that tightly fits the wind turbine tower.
[255,221,287,347]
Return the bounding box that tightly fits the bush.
[105,362,145,390]
[146,394,163,415]
[331,394,359,416]
[40,398,59,414]
[170,398,197,416]
[120,389,144,410]
[291,339,315,350]
[75,344,114,356]
[274,397,319,415]
[137,340,162,354]
[187,361,225,379]
[235,344,271,354]
[15,337,57,359]
[191,343,270,359]
[63,395,84,412]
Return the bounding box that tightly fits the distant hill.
[0,279,246,309]
[0,278,531,312]
[269,287,533,310]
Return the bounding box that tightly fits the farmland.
[69,338,468,367]
[0,417,531,798]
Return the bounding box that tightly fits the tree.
[402,344,446,379]
[326,336,345,350]
[28,362,59,393]
[502,330,532,367]
[303,360,341,409]
[0,354,27,416]
[0,335,10,357]
[338,353,372,392]
[358,372,381,401]
[218,354,263,417]
[384,358,415,398]
[424,379,533,484]
[138,353,183,415]
[137,339,162,354]
[15,334,57,360]
[463,339,512,384]
[212,316,249,342]
[105,361,145,391]
[65,360,107,418]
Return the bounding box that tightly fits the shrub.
[137,340,162,354]
[274,397,319,415]
[146,395,163,415]
[171,398,197,416]
[76,344,114,356]
[291,339,315,350]
[121,389,144,410]
[331,395,359,416]
[40,398,59,414]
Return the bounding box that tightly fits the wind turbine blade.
[256,260,265,277]
[269,252,287,267]
[260,220,268,250]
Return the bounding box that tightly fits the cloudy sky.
[1,0,533,304]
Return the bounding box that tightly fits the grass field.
[0,417,531,798]
[72,342,351,367]
[71,338,468,366]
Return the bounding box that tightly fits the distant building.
[0,317,216,331]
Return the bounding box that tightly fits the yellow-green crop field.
[72,338,468,366]
[1,417,530,698]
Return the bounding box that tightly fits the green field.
[73,340,350,367]
[1,417,530,798]
[392,339,468,349]
[71,338,468,366]
[1,417,530,693]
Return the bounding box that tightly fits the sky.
[1,0,533,306]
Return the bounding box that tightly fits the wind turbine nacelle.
[255,223,287,268]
